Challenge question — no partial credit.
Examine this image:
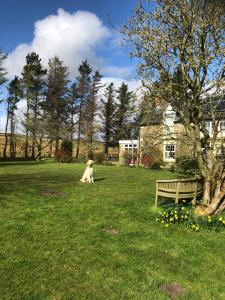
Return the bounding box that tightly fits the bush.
[55,140,73,163]
[102,155,114,166]
[122,151,137,166]
[176,155,199,174]
[94,152,105,164]
[141,154,154,168]
[156,203,225,232]
[168,165,175,172]
[150,161,161,169]
[141,147,163,168]
[61,140,73,155]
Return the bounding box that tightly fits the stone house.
[119,100,225,166]
[139,101,225,165]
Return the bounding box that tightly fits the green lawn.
[0,162,224,300]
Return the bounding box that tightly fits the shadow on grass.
[94,178,106,182]
[0,172,78,198]
[0,161,45,167]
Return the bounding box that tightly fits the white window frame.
[220,120,225,136]
[124,143,138,151]
[164,144,176,161]
[205,121,212,136]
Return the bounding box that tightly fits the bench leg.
[175,182,180,205]
[192,183,197,206]
[155,183,158,207]
[192,197,196,206]
[155,193,158,207]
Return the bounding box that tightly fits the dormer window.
[205,121,212,136]
[220,121,225,136]
[164,104,176,134]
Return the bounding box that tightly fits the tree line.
[0,52,138,159]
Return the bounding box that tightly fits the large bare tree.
[123,0,225,215]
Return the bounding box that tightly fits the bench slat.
[155,178,203,207]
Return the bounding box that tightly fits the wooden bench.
[155,178,203,207]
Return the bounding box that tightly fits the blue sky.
[0,0,140,130]
[0,0,138,79]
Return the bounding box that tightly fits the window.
[220,121,225,136]
[164,115,175,134]
[205,121,212,136]
[124,143,138,151]
[164,144,176,160]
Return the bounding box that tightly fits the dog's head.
[86,160,94,167]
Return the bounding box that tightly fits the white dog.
[80,160,94,183]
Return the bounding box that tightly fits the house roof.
[140,106,164,126]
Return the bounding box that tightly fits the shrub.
[102,156,114,166]
[151,161,161,169]
[122,151,132,166]
[168,165,175,172]
[94,152,105,164]
[176,155,199,174]
[141,146,163,168]
[141,154,154,168]
[61,140,73,155]
[156,203,225,232]
[55,140,73,163]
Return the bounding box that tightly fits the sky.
[0,0,140,131]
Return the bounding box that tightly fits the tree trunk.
[32,140,35,159]
[105,143,108,156]
[55,138,59,152]
[76,131,81,158]
[36,144,42,161]
[10,115,16,159]
[202,177,212,206]
[25,96,30,159]
[3,106,10,159]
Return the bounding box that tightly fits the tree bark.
[25,95,30,159]
[202,177,212,206]
[10,115,16,159]
[3,103,10,159]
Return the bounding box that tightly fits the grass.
[0,161,224,300]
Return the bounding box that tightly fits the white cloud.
[102,77,141,92]
[1,9,141,133]
[0,114,7,132]
[4,9,131,80]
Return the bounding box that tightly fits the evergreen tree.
[68,82,79,140]
[21,52,47,158]
[3,76,22,158]
[100,82,117,155]
[0,51,7,87]
[0,51,7,134]
[114,83,134,143]
[83,70,102,159]
[75,60,92,158]
[44,56,69,153]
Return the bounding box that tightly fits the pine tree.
[3,76,22,158]
[68,82,79,140]
[44,56,70,153]
[75,60,92,158]
[0,51,7,136]
[21,52,47,158]
[100,82,117,155]
[0,51,7,89]
[114,83,134,144]
[83,70,102,159]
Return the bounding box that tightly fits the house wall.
[119,140,138,165]
[139,122,195,165]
